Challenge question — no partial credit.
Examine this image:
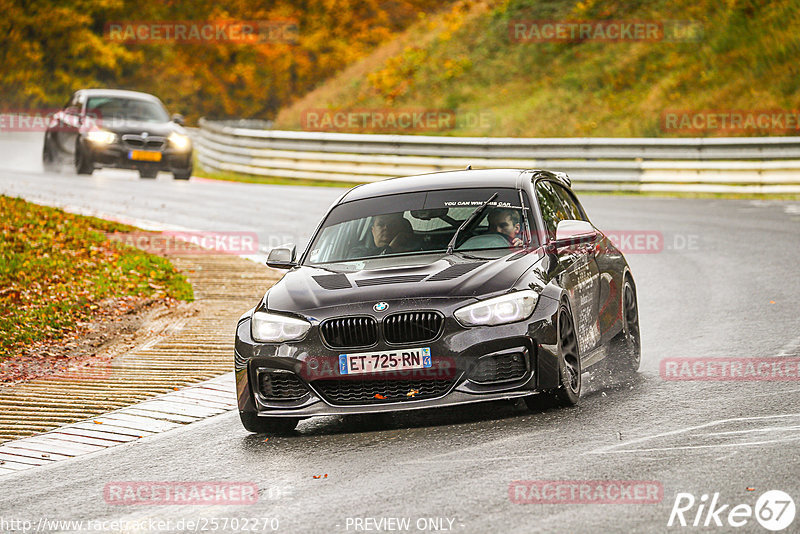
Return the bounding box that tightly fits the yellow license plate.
[129,150,162,162]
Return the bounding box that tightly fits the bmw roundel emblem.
[373,302,389,312]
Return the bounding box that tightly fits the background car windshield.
[305,188,536,265]
[86,97,170,123]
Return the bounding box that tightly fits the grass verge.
[0,195,193,359]
[193,166,362,188]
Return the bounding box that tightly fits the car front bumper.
[82,140,192,172]
[234,295,562,418]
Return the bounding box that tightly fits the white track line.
[588,413,800,455]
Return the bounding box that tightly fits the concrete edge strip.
[0,372,237,477]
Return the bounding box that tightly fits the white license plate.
[338,347,432,375]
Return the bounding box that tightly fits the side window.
[535,181,565,239]
[551,183,587,222]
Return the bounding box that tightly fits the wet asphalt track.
[1,132,799,533]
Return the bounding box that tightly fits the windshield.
[304,188,538,266]
[86,97,170,123]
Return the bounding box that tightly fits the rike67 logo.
[668,490,795,531]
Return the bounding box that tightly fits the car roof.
[76,89,163,103]
[340,169,528,202]
[340,168,569,203]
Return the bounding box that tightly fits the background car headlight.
[251,310,311,342]
[169,132,191,151]
[454,290,538,327]
[86,130,117,145]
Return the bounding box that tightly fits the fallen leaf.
[406,389,419,397]
[94,420,102,424]
[374,393,387,399]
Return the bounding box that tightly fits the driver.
[487,208,523,247]
[357,212,419,256]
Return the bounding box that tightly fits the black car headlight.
[454,290,538,327]
[251,311,311,342]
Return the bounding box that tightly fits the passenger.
[486,208,523,247]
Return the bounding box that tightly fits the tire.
[42,138,59,172]
[607,277,641,377]
[74,143,93,175]
[173,169,192,180]
[525,303,582,410]
[239,411,298,434]
[139,168,158,179]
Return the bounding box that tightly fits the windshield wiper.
[446,192,498,255]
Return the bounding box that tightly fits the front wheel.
[239,411,298,434]
[173,169,192,180]
[74,143,93,175]
[525,304,582,410]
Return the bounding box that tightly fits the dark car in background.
[42,89,193,179]
[235,169,641,433]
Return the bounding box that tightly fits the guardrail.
[195,118,800,193]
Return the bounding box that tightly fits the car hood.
[265,251,545,314]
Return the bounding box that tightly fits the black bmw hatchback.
[235,169,640,433]
[42,89,193,179]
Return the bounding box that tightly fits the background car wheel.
[74,143,93,175]
[173,169,192,180]
[607,277,641,377]
[525,304,582,411]
[139,168,158,179]
[239,412,298,434]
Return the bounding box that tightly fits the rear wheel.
[42,138,59,172]
[608,278,641,377]
[173,169,192,180]
[74,143,93,175]
[525,304,582,410]
[139,168,158,179]
[239,412,298,435]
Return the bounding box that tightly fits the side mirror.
[266,244,297,269]
[171,113,185,126]
[553,220,597,245]
[65,106,80,116]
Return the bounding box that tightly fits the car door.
[535,180,602,356]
